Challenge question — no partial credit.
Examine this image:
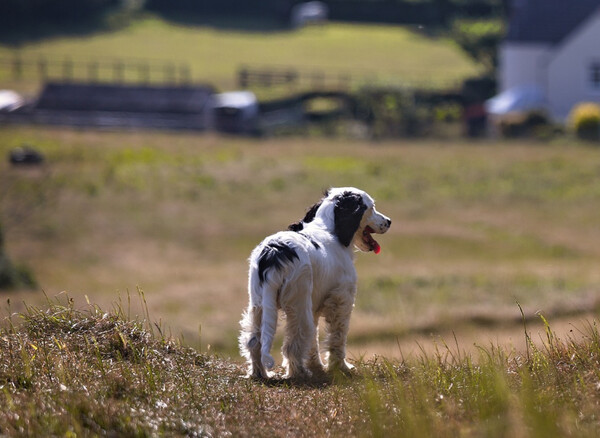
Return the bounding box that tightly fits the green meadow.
[2,17,600,436]
[0,16,481,93]
[2,126,600,359]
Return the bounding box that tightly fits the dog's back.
[242,231,315,377]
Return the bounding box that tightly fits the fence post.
[114,60,124,83]
[38,56,48,81]
[63,58,74,81]
[260,71,273,87]
[164,63,175,84]
[179,64,191,84]
[88,62,99,82]
[239,67,249,88]
[286,69,298,89]
[12,54,23,80]
[312,70,325,89]
[139,62,150,83]
[338,73,351,90]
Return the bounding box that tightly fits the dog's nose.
[386,218,391,228]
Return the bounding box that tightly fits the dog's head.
[289,187,391,253]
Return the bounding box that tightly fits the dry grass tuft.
[1,296,600,437]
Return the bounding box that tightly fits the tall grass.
[1,296,599,436]
[357,314,600,437]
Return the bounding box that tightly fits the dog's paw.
[328,359,355,377]
[308,363,327,377]
[246,366,270,380]
[285,366,312,382]
[341,360,355,372]
[261,353,275,370]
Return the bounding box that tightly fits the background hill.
[0,16,482,95]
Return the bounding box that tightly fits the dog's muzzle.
[362,215,391,254]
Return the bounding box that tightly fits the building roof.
[36,82,215,114]
[506,0,600,44]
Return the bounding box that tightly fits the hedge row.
[0,0,119,25]
[0,0,506,28]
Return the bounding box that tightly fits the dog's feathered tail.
[259,285,277,370]
[239,261,279,377]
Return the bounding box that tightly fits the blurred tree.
[145,0,291,20]
[451,18,505,73]
[0,0,120,28]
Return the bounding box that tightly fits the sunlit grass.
[1,296,599,436]
[0,16,481,93]
[2,126,600,356]
[2,125,600,435]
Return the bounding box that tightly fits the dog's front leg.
[322,289,356,375]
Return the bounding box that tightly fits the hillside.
[1,298,600,436]
[0,16,481,94]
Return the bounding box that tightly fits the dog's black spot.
[333,191,367,247]
[287,222,303,232]
[258,242,299,285]
[288,200,323,232]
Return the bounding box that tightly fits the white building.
[495,0,600,121]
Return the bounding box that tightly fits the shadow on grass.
[254,375,334,389]
[249,368,363,389]
[0,11,290,47]
[0,11,137,47]
[148,11,290,33]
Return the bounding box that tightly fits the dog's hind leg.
[280,272,314,380]
[239,305,268,379]
[282,304,314,379]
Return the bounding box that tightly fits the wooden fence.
[0,54,192,85]
[237,65,463,93]
[0,54,462,95]
[238,66,353,91]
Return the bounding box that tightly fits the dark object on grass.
[9,146,44,165]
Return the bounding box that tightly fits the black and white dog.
[239,187,391,379]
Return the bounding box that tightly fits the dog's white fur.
[239,187,391,379]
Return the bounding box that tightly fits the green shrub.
[354,88,431,138]
[569,102,600,141]
[499,111,556,139]
[451,18,505,72]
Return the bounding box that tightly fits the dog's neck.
[303,217,357,257]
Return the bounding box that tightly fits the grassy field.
[2,125,600,362]
[4,16,600,437]
[1,296,600,436]
[0,16,481,95]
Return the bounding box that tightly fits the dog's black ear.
[288,200,323,232]
[334,192,367,247]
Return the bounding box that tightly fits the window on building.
[590,62,600,91]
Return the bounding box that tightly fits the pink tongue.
[374,242,381,254]
[365,226,381,254]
